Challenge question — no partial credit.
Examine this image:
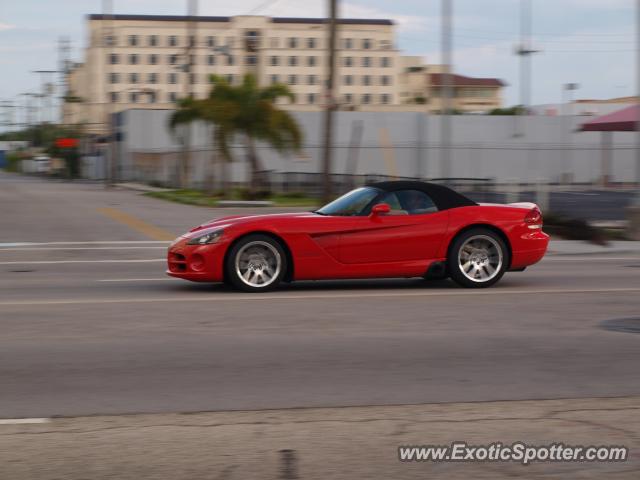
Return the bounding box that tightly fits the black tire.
[447,228,509,288]
[225,234,287,292]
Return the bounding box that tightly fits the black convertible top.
[368,181,477,211]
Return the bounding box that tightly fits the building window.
[380,94,390,104]
[207,36,216,47]
[270,56,279,66]
[307,93,316,104]
[168,73,178,84]
[343,57,353,67]
[288,74,297,85]
[103,35,116,46]
[307,38,317,49]
[246,55,257,66]
[308,75,317,85]
[169,35,178,47]
[188,35,196,47]
[344,38,353,49]
[149,54,158,65]
[307,56,316,67]
[362,94,371,104]
[288,56,298,66]
[169,54,178,65]
[380,75,391,86]
[362,38,372,49]
[225,74,235,84]
[189,54,196,65]
[129,73,138,84]
[128,35,138,46]
[109,53,119,64]
[108,73,119,84]
[129,54,138,65]
[362,57,371,67]
[189,73,197,84]
[270,74,279,84]
[148,73,157,84]
[288,37,298,48]
[362,75,372,86]
[344,93,353,104]
[381,57,391,68]
[343,75,353,86]
[148,91,156,103]
[169,92,178,102]
[109,92,119,103]
[208,55,216,65]
[226,55,235,66]
[129,91,138,103]
[148,35,158,47]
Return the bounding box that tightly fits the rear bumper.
[510,230,549,269]
[166,238,225,282]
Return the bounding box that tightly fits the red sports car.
[167,181,549,291]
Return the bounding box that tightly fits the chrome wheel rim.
[235,241,281,288]
[457,235,503,283]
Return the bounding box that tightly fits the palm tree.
[169,87,234,195]
[170,74,302,196]
[230,74,302,194]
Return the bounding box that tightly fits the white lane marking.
[0,241,170,247]
[97,278,176,282]
[1,287,640,307]
[0,246,168,252]
[0,418,50,425]
[0,259,165,265]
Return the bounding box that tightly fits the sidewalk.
[548,240,640,255]
[0,396,637,479]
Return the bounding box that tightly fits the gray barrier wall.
[113,108,637,188]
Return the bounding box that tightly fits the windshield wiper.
[311,210,327,215]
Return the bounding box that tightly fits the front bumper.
[166,236,225,282]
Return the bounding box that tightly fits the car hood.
[188,211,318,233]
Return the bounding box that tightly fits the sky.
[0,0,637,121]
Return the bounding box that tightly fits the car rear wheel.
[448,228,508,288]
[225,234,287,292]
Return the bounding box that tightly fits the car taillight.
[525,207,542,229]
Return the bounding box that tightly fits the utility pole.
[440,0,453,182]
[561,82,579,183]
[33,70,57,124]
[102,0,115,187]
[515,0,538,137]
[179,0,197,189]
[321,0,338,203]
[58,36,72,126]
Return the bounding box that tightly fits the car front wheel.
[225,234,287,292]
[448,228,508,288]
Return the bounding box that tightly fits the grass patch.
[144,189,319,208]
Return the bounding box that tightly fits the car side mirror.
[370,203,391,217]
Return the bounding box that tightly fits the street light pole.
[562,82,579,183]
[321,0,338,204]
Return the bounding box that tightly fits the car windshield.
[315,187,381,216]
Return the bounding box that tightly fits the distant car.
[32,155,51,174]
[167,181,549,291]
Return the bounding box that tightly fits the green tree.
[171,74,302,196]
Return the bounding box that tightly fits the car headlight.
[187,229,224,245]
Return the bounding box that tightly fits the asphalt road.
[1,172,639,419]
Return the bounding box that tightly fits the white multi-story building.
[65,14,401,132]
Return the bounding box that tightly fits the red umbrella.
[580,104,639,132]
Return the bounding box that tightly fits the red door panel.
[338,211,450,264]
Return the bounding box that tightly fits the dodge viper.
[167,181,549,291]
